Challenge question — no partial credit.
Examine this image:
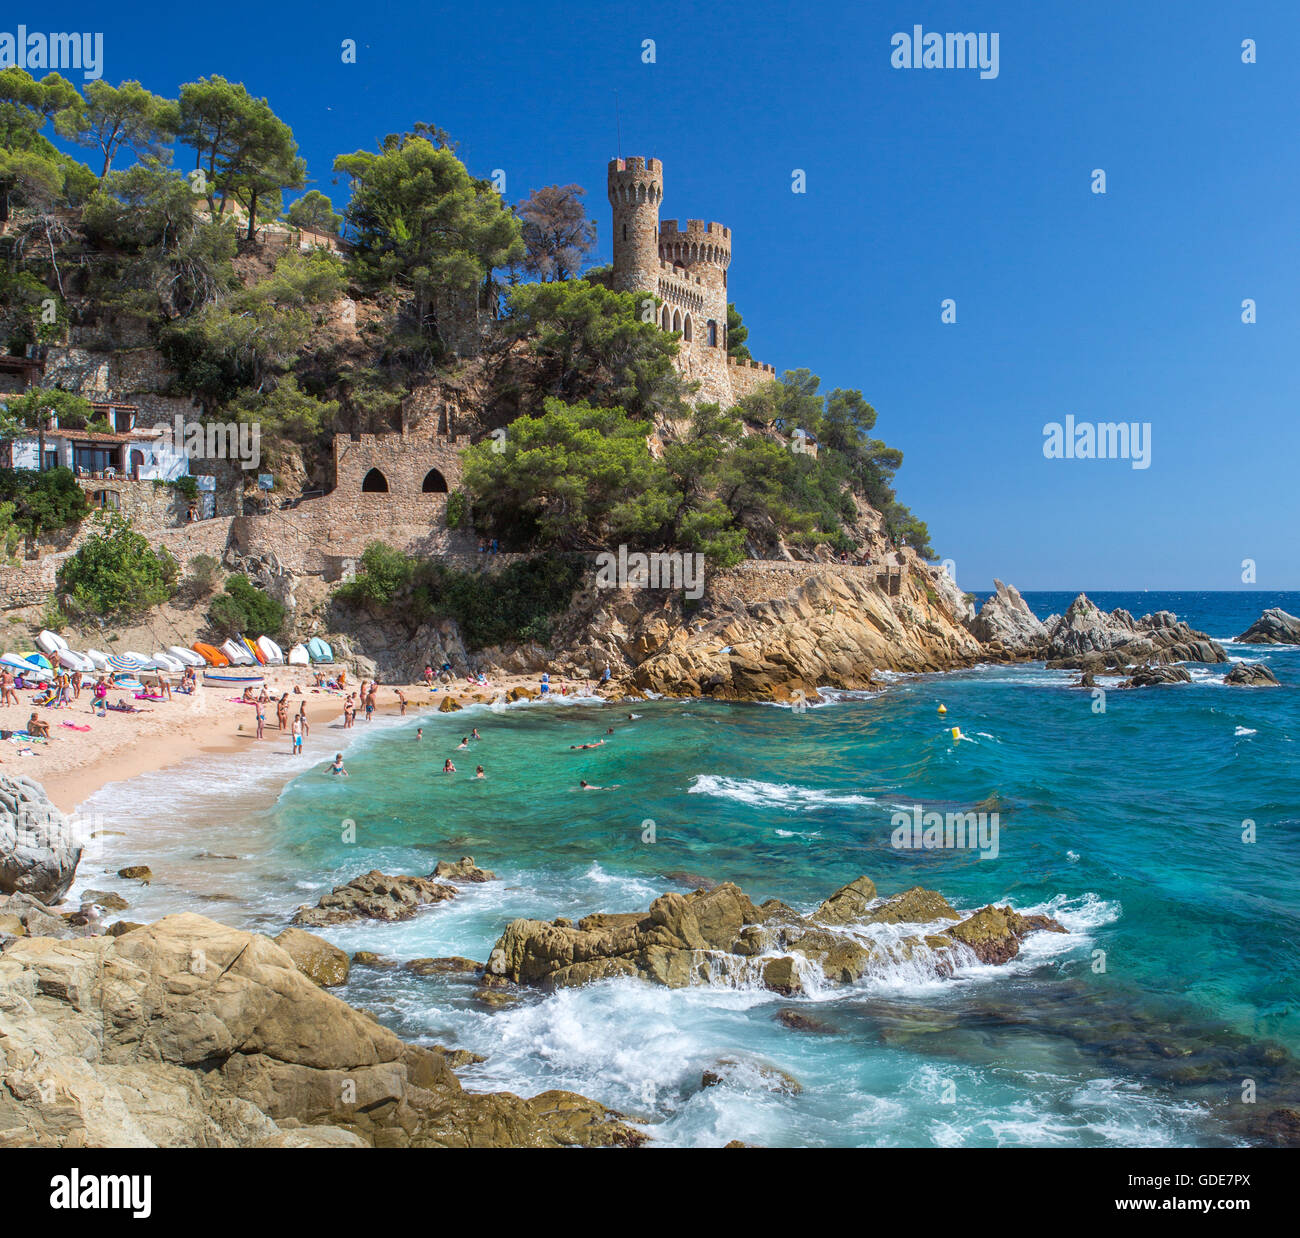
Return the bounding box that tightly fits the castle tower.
[658,218,731,349]
[607,157,663,296]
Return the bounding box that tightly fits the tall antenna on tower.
[615,90,622,159]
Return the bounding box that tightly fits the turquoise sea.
[75,591,1300,1147]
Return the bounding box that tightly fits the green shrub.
[0,467,90,539]
[186,553,221,596]
[208,574,286,638]
[55,511,178,620]
[445,489,466,529]
[335,543,582,648]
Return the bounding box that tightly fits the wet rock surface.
[0,913,643,1148]
[485,878,1065,996]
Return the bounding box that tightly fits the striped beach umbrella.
[107,653,147,674]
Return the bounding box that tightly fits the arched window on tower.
[361,468,389,493]
[662,305,671,331]
[683,314,693,342]
[707,319,718,347]
[672,309,682,333]
[622,223,627,241]
[422,468,448,493]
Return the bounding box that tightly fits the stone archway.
[361,467,389,493]
[422,467,448,493]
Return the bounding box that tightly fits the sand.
[0,666,598,812]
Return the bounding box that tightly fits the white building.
[0,399,189,481]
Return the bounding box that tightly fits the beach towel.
[60,721,91,731]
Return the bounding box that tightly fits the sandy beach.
[1,666,580,812]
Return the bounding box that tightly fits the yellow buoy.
[937,704,947,714]
[951,726,962,740]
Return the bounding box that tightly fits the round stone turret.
[608,157,663,296]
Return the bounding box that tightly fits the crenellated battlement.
[659,219,731,243]
[726,357,776,374]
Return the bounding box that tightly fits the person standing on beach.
[291,715,302,757]
[424,665,434,688]
[396,688,407,716]
[71,670,82,699]
[255,701,265,740]
[156,672,171,702]
[1,667,16,708]
[277,694,289,731]
[298,702,310,740]
[343,695,355,728]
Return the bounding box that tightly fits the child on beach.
[396,689,407,716]
[255,702,265,740]
[291,716,302,756]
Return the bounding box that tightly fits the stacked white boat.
[3,630,325,690]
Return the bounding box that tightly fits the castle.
[608,157,775,408]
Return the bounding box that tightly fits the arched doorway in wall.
[129,450,145,480]
[422,468,448,493]
[361,467,389,492]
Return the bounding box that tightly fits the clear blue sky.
[38,0,1300,590]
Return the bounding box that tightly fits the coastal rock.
[613,560,984,701]
[274,927,351,987]
[83,889,130,911]
[0,892,73,939]
[351,951,397,969]
[1224,662,1281,687]
[775,1008,834,1034]
[1119,664,1193,688]
[291,870,457,928]
[861,886,959,925]
[404,956,482,977]
[939,905,1067,965]
[701,1058,803,1096]
[1235,608,1300,645]
[438,696,462,713]
[811,875,877,926]
[0,775,83,905]
[1042,597,1227,670]
[0,913,643,1148]
[117,866,154,882]
[432,856,495,883]
[968,579,1046,654]
[486,877,1064,994]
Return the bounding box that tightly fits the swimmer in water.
[330,753,347,776]
[471,728,481,740]
[416,727,423,741]
[475,765,485,778]
[568,739,605,750]
[457,737,469,750]
[443,758,456,773]
[579,779,620,790]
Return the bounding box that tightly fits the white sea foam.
[1235,726,1257,737]
[688,774,876,811]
